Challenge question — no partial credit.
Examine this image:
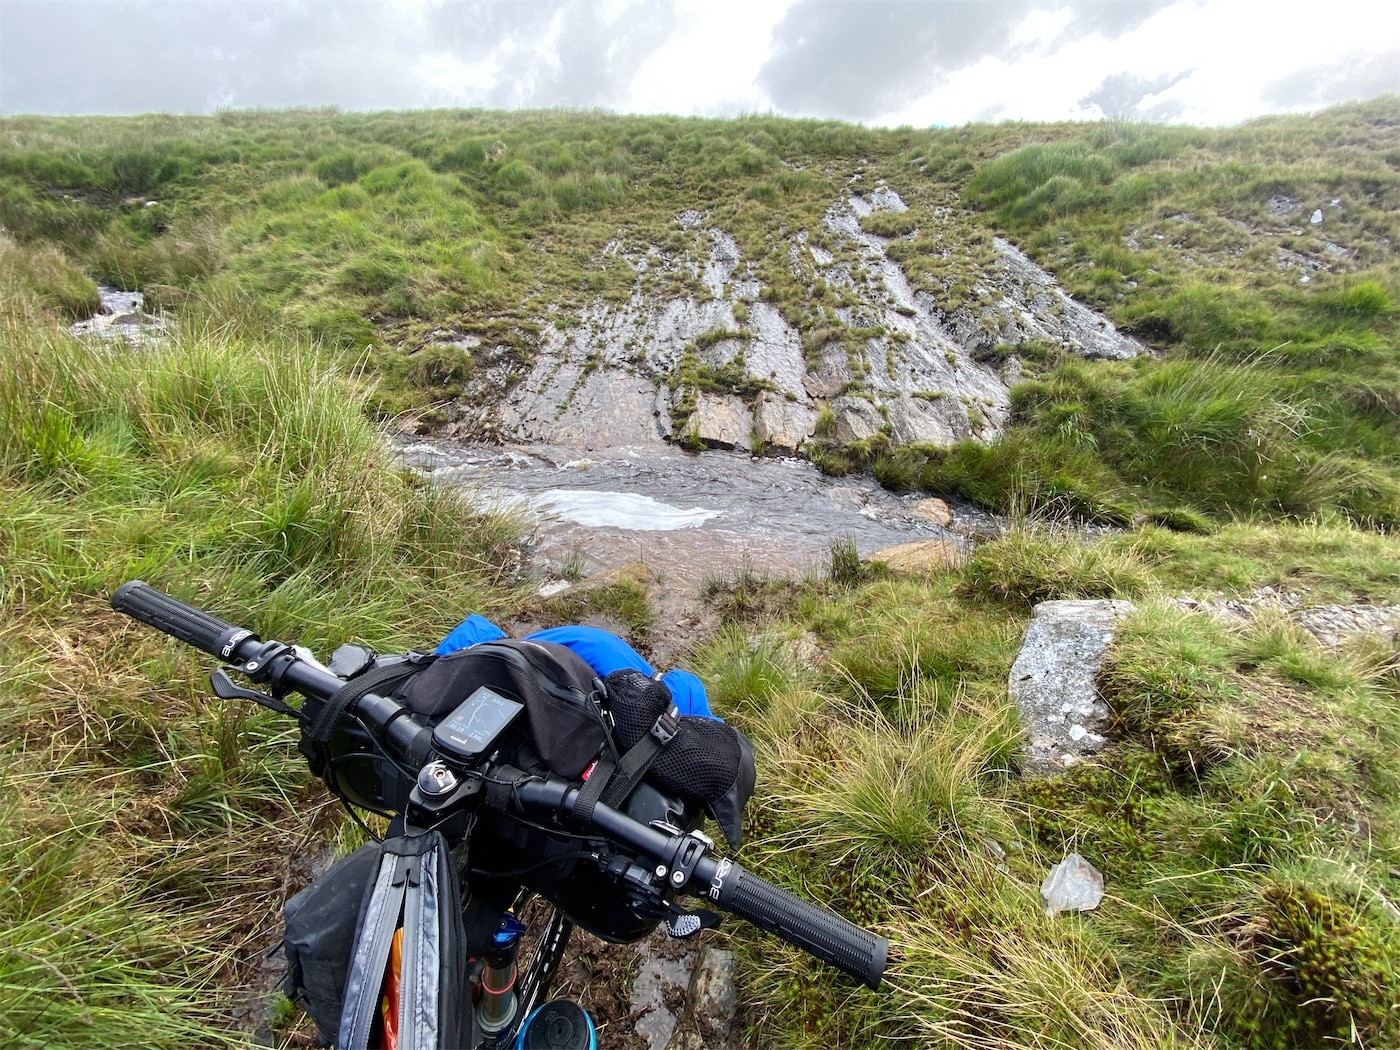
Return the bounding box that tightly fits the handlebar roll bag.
[338,830,469,1050]
[395,640,606,778]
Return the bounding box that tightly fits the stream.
[69,284,167,344]
[395,437,994,601]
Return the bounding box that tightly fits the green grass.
[0,297,526,1046]
[3,100,1399,1048]
[0,233,99,319]
[691,521,1400,1049]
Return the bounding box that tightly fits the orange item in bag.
[378,928,404,1050]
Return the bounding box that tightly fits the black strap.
[598,705,680,809]
[309,653,435,748]
[571,756,615,824]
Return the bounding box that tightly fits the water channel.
[395,437,994,600]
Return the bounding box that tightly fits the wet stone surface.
[395,437,993,603]
[444,193,1144,457]
[69,285,168,345]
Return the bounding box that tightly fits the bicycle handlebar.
[709,860,887,989]
[513,778,887,988]
[109,581,889,989]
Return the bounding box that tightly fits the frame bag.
[338,830,469,1050]
[282,843,381,1047]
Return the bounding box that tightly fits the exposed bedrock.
[451,189,1143,453]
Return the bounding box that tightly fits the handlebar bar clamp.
[660,831,709,892]
[239,640,296,684]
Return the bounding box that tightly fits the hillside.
[3,100,1399,523]
[1,103,1398,1049]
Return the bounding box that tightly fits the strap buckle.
[649,704,680,745]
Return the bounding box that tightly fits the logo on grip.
[709,858,732,902]
[221,630,252,658]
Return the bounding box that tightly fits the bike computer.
[431,686,524,761]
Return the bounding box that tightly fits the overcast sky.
[1,0,1397,126]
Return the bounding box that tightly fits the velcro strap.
[571,757,616,825]
[309,653,433,748]
[484,775,515,812]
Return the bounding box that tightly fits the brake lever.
[209,668,302,720]
[664,905,722,939]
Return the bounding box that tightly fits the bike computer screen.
[431,686,524,761]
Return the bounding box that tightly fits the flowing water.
[69,285,167,344]
[395,438,994,598]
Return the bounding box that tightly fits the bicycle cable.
[468,851,600,880]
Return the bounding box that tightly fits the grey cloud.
[0,0,680,114]
[1261,50,1400,110]
[2,1,419,113]
[1060,0,1178,40]
[758,0,1184,121]
[1079,70,1191,119]
[758,1,1033,120]
[413,2,677,110]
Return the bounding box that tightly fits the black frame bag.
[283,843,381,1047]
[338,830,469,1050]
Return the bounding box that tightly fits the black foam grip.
[713,861,888,989]
[110,580,253,659]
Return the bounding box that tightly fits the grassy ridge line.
[0,306,523,1048]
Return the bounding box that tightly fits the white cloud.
[414,52,501,100]
[1010,6,1075,51]
[0,0,1394,122]
[875,0,1400,127]
[623,0,793,116]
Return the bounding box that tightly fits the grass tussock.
[957,522,1155,608]
[691,510,1400,1048]
[0,305,523,1046]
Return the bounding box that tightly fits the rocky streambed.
[70,284,167,344]
[396,436,992,599]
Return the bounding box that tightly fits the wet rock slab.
[628,929,739,1050]
[454,192,1144,459]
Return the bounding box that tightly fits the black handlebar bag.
[337,830,469,1050]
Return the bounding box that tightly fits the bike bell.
[513,999,596,1050]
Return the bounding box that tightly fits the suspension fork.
[475,912,528,1046]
